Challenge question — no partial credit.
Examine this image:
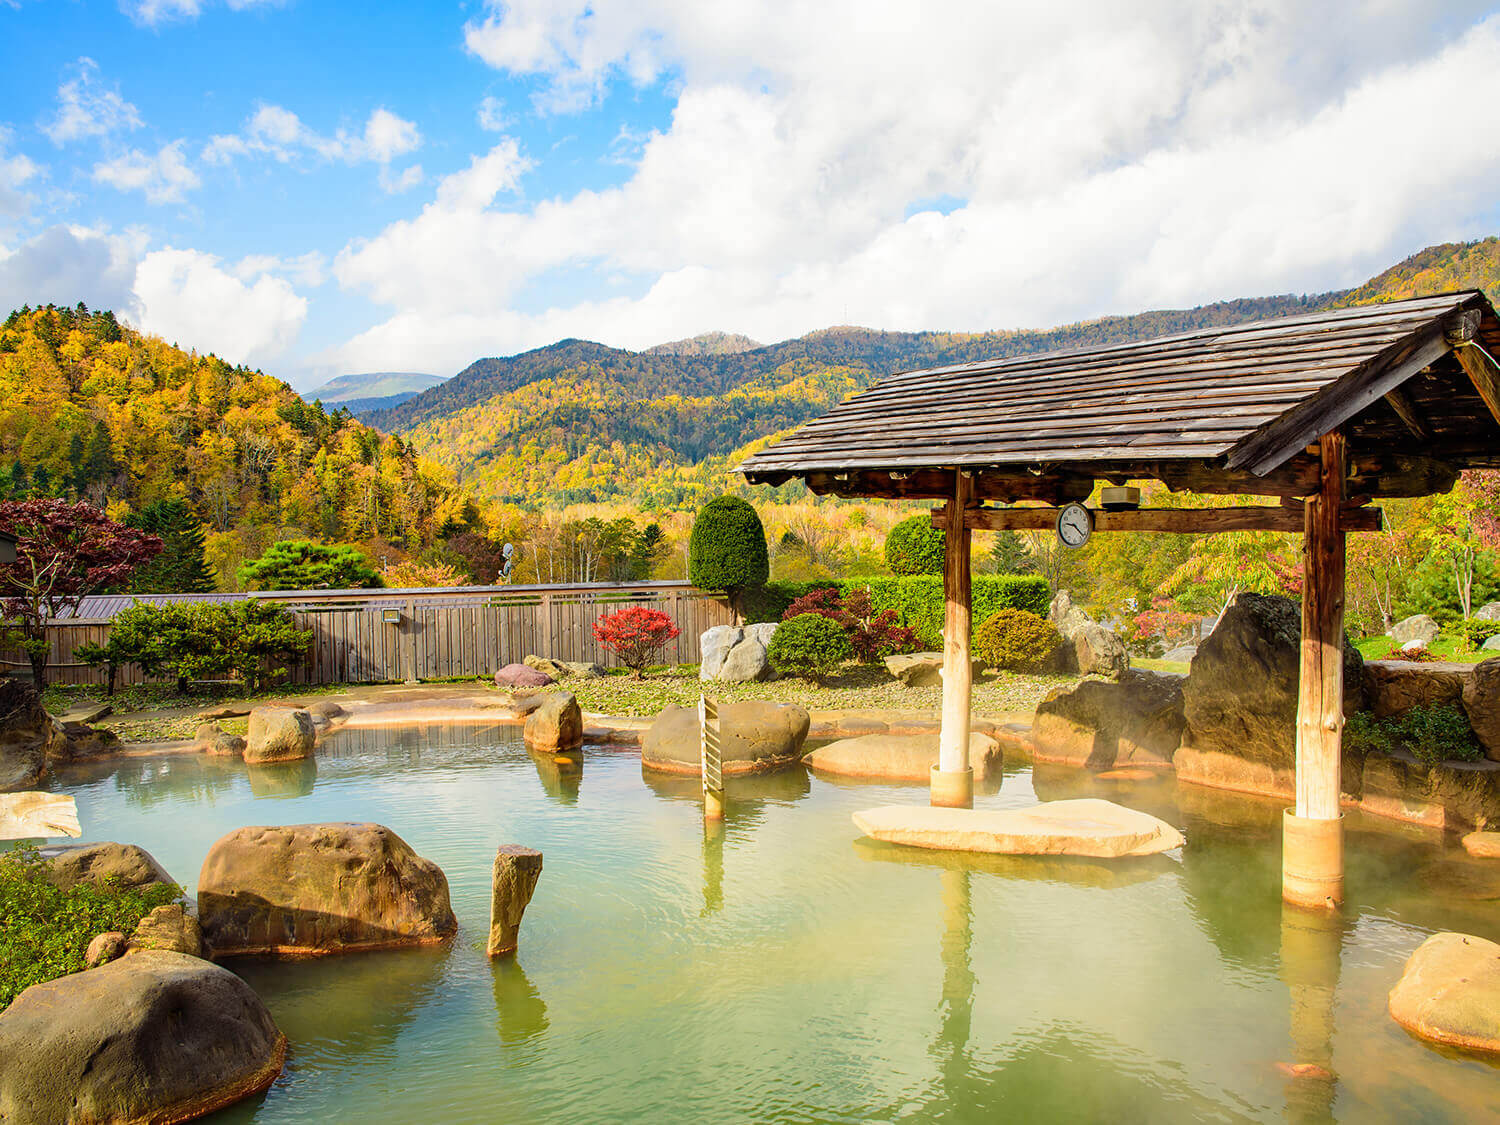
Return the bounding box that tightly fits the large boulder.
[802,731,1003,781]
[0,679,57,792]
[0,950,286,1123]
[49,719,123,763]
[642,701,810,775]
[1354,750,1500,832]
[1032,669,1186,771]
[1477,602,1500,622]
[1180,593,1364,774]
[496,662,554,689]
[1047,593,1128,679]
[43,841,177,892]
[523,692,583,753]
[198,822,457,957]
[244,705,315,764]
[699,623,778,683]
[1389,614,1440,647]
[523,654,572,680]
[1388,932,1500,1054]
[1069,622,1129,680]
[127,902,204,957]
[195,721,246,757]
[1365,660,1471,719]
[1462,658,1500,762]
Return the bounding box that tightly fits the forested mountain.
[303,370,446,416]
[0,305,471,581]
[1336,236,1500,309]
[374,294,1333,508]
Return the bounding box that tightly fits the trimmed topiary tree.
[688,496,769,619]
[237,540,382,591]
[767,613,854,683]
[974,608,1061,673]
[884,515,945,576]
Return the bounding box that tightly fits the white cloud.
[122,0,282,27]
[202,103,422,168]
[0,128,41,219]
[328,1,1500,374]
[476,95,510,132]
[231,250,326,288]
[0,225,143,315]
[43,57,143,144]
[92,141,201,204]
[132,247,306,365]
[379,164,424,194]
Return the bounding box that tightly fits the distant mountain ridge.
[303,370,445,414]
[367,236,1500,509]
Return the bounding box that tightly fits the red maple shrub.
[781,586,917,663]
[592,606,681,677]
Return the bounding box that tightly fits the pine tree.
[126,499,217,592]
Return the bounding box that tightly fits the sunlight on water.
[39,726,1500,1123]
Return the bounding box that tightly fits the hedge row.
[743,574,1050,648]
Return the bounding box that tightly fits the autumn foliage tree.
[0,499,160,686]
[591,606,680,677]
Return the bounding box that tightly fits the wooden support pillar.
[1284,433,1346,909]
[933,471,975,809]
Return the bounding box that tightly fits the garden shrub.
[1458,618,1500,648]
[592,606,681,677]
[781,587,917,662]
[688,496,770,611]
[884,516,945,576]
[745,575,1050,647]
[973,608,1061,673]
[767,613,854,682]
[238,540,383,591]
[1344,704,1482,766]
[1,845,180,1011]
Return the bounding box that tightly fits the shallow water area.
[33,723,1500,1123]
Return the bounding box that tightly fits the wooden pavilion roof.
[738,291,1500,503]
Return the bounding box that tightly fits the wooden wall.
[4,583,734,687]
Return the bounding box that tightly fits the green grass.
[1132,658,1191,676]
[1353,635,1492,664]
[0,845,180,1010]
[42,679,354,718]
[560,664,1071,718]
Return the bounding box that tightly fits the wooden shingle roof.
[739,291,1500,502]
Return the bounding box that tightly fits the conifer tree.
[126,499,217,592]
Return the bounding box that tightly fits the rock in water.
[44,841,177,891]
[1462,831,1500,859]
[1033,669,1185,770]
[1180,593,1363,778]
[0,680,58,792]
[802,732,1003,781]
[1389,932,1500,1054]
[198,822,457,957]
[0,950,286,1123]
[1389,614,1440,647]
[128,903,204,957]
[642,701,810,775]
[488,845,543,957]
[1462,659,1500,762]
[244,706,315,764]
[853,798,1184,858]
[524,692,583,753]
[0,792,80,839]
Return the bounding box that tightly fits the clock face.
[1056,503,1092,548]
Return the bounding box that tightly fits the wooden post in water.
[933,470,975,809]
[1284,432,1346,909]
[700,695,725,820]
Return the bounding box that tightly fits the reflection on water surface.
[37,724,1500,1123]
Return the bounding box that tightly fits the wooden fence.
[8,582,734,688]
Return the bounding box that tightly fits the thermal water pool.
[38,722,1500,1122]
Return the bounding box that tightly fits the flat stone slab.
[853,797,1185,858]
[0,792,80,839]
[1463,831,1500,859]
[1389,932,1500,1054]
[803,732,1002,782]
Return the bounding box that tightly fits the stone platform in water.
[852,797,1185,858]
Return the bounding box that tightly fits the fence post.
[405,597,418,684]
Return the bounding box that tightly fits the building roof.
[738,291,1500,502]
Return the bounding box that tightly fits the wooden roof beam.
[1227,309,1475,476]
[1450,332,1500,430]
[1382,387,1432,441]
[935,505,1382,535]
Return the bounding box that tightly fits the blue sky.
[3,1,1500,389]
